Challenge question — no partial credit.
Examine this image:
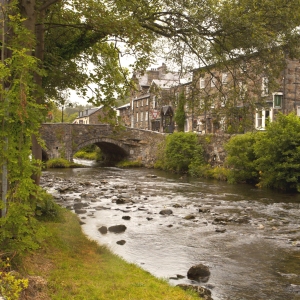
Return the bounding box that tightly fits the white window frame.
[297,106,300,117]
[145,111,149,121]
[136,100,139,108]
[255,108,273,130]
[221,95,227,107]
[273,92,283,109]
[146,98,149,105]
[136,112,139,123]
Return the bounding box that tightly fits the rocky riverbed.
[41,166,300,300]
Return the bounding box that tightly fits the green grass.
[20,210,200,300]
[116,160,143,168]
[73,151,98,160]
[45,158,84,168]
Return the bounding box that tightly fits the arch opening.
[74,138,130,166]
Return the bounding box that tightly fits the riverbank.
[18,209,200,300]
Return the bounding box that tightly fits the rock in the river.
[122,216,131,220]
[108,225,127,233]
[199,207,210,213]
[98,226,108,234]
[146,174,157,178]
[215,227,226,233]
[73,202,87,209]
[184,214,196,220]
[116,240,126,245]
[159,209,173,215]
[74,209,87,214]
[177,284,213,300]
[187,264,210,282]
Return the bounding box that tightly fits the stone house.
[129,63,185,132]
[116,103,131,127]
[191,57,300,133]
[73,107,106,124]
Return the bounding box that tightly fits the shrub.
[35,190,63,222]
[156,132,205,173]
[0,256,28,300]
[255,113,300,191]
[224,132,258,184]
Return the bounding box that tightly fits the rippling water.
[42,160,300,300]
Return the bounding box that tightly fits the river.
[41,160,300,300]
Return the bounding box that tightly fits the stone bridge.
[40,123,166,166]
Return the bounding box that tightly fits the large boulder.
[187,264,210,282]
[159,209,173,215]
[98,226,108,234]
[108,225,127,233]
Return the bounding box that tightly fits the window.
[141,100,143,107]
[200,77,205,89]
[255,108,272,130]
[261,77,269,96]
[211,75,217,87]
[136,112,139,122]
[222,73,228,85]
[146,98,149,105]
[297,106,300,117]
[136,100,139,108]
[221,95,227,107]
[141,112,144,122]
[145,111,149,121]
[273,92,283,109]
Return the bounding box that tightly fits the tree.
[174,92,185,131]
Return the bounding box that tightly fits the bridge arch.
[74,137,130,163]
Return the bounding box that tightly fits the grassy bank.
[20,209,200,300]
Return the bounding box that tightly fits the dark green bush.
[254,113,300,191]
[224,132,258,184]
[155,132,205,173]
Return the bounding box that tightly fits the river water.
[42,160,300,300]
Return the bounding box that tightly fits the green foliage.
[254,113,300,191]
[0,256,28,300]
[116,160,143,168]
[225,113,300,191]
[155,132,205,173]
[35,191,63,222]
[225,133,258,184]
[174,92,186,132]
[46,158,83,168]
[74,145,103,161]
